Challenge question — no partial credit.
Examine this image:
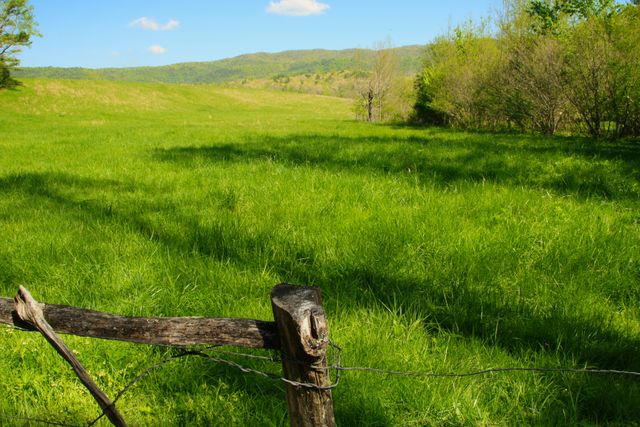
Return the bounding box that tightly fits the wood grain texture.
[271,284,336,427]
[0,296,279,349]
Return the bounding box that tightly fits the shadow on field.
[0,172,283,419]
[155,132,640,201]
[2,165,639,424]
[153,131,640,422]
[0,171,391,425]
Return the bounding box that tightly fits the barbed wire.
[198,347,281,363]
[2,340,639,427]
[86,346,340,426]
[330,364,640,378]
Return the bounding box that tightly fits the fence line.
[2,285,639,427]
[2,340,639,427]
[1,284,337,427]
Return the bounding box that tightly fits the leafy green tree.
[605,4,640,136]
[527,0,616,32]
[497,4,572,134]
[0,0,39,88]
[412,65,446,125]
[561,2,640,137]
[413,21,501,129]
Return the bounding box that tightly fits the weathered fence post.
[271,284,336,427]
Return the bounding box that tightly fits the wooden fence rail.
[0,284,335,427]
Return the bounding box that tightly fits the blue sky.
[19,0,504,69]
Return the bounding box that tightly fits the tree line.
[412,0,640,138]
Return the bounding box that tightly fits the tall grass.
[0,79,639,425]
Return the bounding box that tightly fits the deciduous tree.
[354,41,399,122]
[0,0,38,88]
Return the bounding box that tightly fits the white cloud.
[161,19,180,31]
[266,0,329,16]
[130,17,180,31]
[148,45,167,55]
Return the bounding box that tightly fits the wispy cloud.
[266,0,329,16]
[161,19,180,31]
[130,17,180,31]
[148,45,167,55]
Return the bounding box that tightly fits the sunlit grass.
[0,79,639,425]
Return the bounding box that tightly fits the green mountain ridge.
[14,45,425,85]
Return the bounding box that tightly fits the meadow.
[0,78,639,426]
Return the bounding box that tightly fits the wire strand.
[330,365,640,378]
[4,340,640,427]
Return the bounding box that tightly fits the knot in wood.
[271,284,330,359]
[300,308,328,358]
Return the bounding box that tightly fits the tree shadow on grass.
[1,171,639,424]
[153,132,640,422]
[155,132,640,202]
[0,70,22,91]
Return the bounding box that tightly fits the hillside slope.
[14,46,425,85]
[1,78,352,131]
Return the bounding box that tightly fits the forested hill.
[15,45,424,84]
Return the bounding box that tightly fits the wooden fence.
[0,284,335,427]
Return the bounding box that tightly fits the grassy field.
[1,78,639,426]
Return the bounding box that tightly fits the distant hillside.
[14,46,425,85]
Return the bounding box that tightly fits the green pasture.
[1,79,639,425]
